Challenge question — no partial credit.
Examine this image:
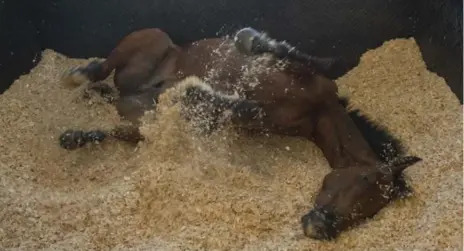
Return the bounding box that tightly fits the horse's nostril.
[303,221,321,239]
[302,217,330,240]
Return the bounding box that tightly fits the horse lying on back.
[60,27,422,240]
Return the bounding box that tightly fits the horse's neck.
[313,101,379,169]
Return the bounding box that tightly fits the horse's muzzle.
[301,208,338,240]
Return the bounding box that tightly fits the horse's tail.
[234,27,338,77]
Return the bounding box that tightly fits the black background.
[0,0,462,102]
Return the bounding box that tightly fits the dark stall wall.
[0,0,42,93]
[0,0,461,102]
[37,0,418,77]
[414,0,463,103]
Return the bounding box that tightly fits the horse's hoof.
[62,67,89,87]
[59,129,86,150]
[234,27,262,55]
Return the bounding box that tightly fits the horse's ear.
[382,156,422,176]
[392,174,414,199]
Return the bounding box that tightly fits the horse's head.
[302,156,422,240]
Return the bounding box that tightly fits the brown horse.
[59,27,422,240]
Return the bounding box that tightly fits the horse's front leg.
[58,129,107,150]
[58,124,144,150]
[179,80,265,134]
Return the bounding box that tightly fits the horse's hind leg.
[233,27,341,77]
[59,124,144,150]
[61,34,131,88]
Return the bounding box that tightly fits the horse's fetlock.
[83,130,107,143]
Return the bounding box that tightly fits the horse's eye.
[360,174,371,184]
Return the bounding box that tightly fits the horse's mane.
[337,96,406,163]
